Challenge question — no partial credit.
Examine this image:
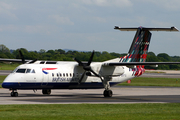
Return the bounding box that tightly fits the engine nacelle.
[99,66,124,77]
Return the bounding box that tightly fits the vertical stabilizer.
[120,27,152,62]
[114,26,178,63]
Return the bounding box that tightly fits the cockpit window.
[26,69,31,73]
[12,68,18,73]
[15,69,36,73]
[26,69,35,73]
[16,69,26,73]
[31,69,35,73]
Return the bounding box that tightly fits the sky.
[0,0,180,56]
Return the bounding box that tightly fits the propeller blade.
[74,50,100,84]
[89,68,103,82]
[19,50,25,64]
[74,58,83,66]
[78,71,86,84]
[28,59,38,64]
[87,50,95,66]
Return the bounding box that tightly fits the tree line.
[0,44,180,70]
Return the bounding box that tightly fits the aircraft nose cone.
[2,82,13,88]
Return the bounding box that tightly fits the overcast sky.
[0,0,180,56]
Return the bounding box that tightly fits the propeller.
[74,50,103,84]
[18,50,37,64]
[19,50,25,64]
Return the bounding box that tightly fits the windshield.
[15,68,35,73]
[16,69,26,73]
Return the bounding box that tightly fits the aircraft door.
[41,72,49,86]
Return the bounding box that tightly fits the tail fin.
[115,26,178,63]
[122,28,151,62]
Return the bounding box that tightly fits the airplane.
[1,26,180,97]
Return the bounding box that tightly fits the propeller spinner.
[74,50,103,84]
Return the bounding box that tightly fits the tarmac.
[0,70,180,104]
[0,86,180,104]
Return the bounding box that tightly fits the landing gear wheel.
[103,90,113,97]
[11,92,18,97]
[42,89,51,95]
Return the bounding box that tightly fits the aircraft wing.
[0,58,30,63]
[103,62,180,66]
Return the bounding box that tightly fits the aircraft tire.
[42,89,51,95]
[14,92,18,97]
[11,92,18,97]
[103,90,113,97]
[10,92,14,97]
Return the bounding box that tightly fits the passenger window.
[66,73,68,77]
[57,73,59,77]
[59,73,62,77]
[63,73,65,77]
[70,73,72,77]
[52,73,54,77]
[16,69,26,73]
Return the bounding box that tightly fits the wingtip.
[171,26,179,31]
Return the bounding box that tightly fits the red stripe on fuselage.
[42,68,57,71]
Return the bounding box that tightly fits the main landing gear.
[103,90,113,97]
[102,77,113,97]
[42,89,51,95]
[11,90,18,97]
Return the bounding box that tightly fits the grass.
[119,77,180,87]
[0,104,180,120]
[145,71,166,74]
[0,63,19,70]
[0,76,7,88]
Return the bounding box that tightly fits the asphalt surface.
[0,70,12,75]
[0,86,180,104]
[0,70,180,104]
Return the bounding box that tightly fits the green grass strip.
[0,63,19,70]
[119,77,180,87]
[0,104,180,120]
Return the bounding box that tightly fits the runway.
[0,70,180,104]
[0,86,180,104]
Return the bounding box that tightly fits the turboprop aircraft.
[1,26,180,97]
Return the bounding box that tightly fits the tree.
[39,49,46,54]
[157,53,171,61]
[147,52,156,56]
[0,44,10,53]
[57,49,65,54]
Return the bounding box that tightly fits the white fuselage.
[2,61,136,90]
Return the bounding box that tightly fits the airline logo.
[42,68,57,74]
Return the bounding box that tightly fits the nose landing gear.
[11,90,18,97]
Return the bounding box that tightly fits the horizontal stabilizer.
[114,26,179,32]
